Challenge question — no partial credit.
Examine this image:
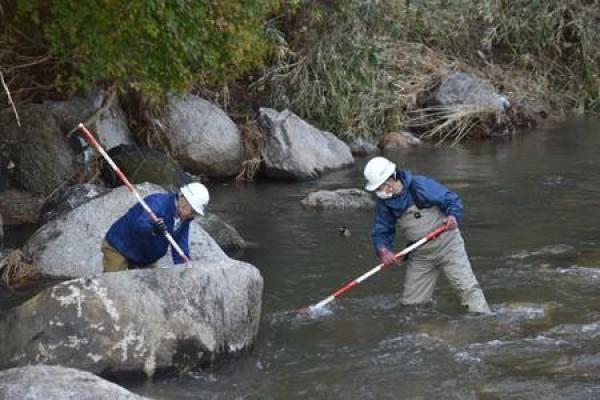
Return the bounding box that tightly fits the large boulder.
[0,365,150,400]
[25,183,227,278]
[197,213,245,255]
[100,144,190,192]
[0,261,263,378]
[164,95,242,177]
[45,88,133,151]
[39,184,111,225]
[301,188,375,210]
[257,108,354,180]
[0,106,76,196]
[434,71,509,112]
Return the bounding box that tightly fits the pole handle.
[77,123,191,265]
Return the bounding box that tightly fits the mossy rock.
[100,144,190,191]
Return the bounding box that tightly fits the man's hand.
[444,215,458,230]
[153,218,167,235]
[378,247,402,266]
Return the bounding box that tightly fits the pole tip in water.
[294,304,332,318]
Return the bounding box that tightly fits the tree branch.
[0,69,21,127]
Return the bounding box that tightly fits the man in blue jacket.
[364,156,491,313]
[101,183,209,272]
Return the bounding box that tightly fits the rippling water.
[124,120,600,398]
[12,120,600,398]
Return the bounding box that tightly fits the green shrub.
[8,0,279,97]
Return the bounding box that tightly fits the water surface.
[11,121,600,399]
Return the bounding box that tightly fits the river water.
[6,120,600,398]
[126,120,600,399]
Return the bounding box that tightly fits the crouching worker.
[364,157,491,314]
[102,183,209,272]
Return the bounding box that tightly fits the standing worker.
[364,156,491,313]
[101,182,209,272]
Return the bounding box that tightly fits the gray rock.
[25,183,228,278]
[0,106,76,196]
[0,365,150,400]
[46,88,133,151]
[0,152,11,192]
[0,212,3,248]
[0,189,43,226]
[164,95,242,177]
[0,263,262,378]
[301,188,375,210]
[197,213,245,254]
[258,108,354,180]
[100,145,190,192]
[434,72,509,112]
[379,130,422,150]
[39,184,111,225]
[350,138,380,157]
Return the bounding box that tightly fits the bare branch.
[0,69,21,127]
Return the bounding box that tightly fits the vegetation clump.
[261,0,599,142]
[0,0,280,100]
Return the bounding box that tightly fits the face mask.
[375,190,393,200]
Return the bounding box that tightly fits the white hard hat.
[363,157,396,192]
[180,183,209,215]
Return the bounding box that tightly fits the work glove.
[378,247,402,266]
[153,218,167,235]
[444,215,458,230]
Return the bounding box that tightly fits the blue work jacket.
[372,170,463,252]
[105,193,191,265]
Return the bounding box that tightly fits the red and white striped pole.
[77,123,191,265]
[301,223,449,313]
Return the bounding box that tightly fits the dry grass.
[119,90,173,154]
[259,0,599,144]
[405,104,510,146]
[235,119,265,183]
[0,249,38,288]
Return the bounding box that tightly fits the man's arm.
[372,202,397,254]
[131,194,165,236]
[413,176,464,225]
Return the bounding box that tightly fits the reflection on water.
[20,121,600,398]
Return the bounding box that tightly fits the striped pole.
[302,223,449,313]
[77,123,191,265]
